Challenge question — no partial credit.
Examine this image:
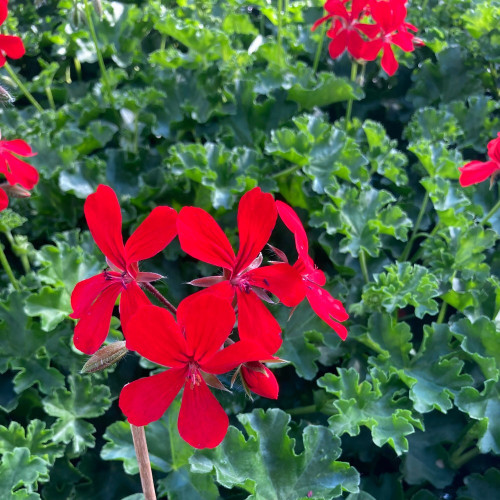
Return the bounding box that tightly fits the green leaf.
[287,73,363,111]
[455,379,500,454]
[42,375,111,454]
[157,469,219,500]
[451,317,500,381]
[408,140,462,179]
[310,187,411,257]
[404,107,462,144]
[222,13,259,35]
[0,420,64,466]
[317,368,421,455]
[190,408,359,499]
[0,209,27,233]
[25,287,71,332]
[0,448,48,498]
[354,263,440,318]
[458,468,500,500]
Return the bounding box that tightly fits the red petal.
[124,304,189,368]
[0,2,7,25]
[234,187,277,274]
[459,160,499,187]
[327,28,348,59]
[84,185,126,271]
[380,44,399,76]
[311,14,333,32]
[119,282,150,332]
[125,206,177,268]
[347,30,369,60]
[178,377,229,449]
[391,31,415,52]
[241,363,279,399]
[119,368,187,426]
[1,153,38,189]
[73,282,122,354]
[237,289,282,353]
[276,201,309,259]
[70,273,108,319]
[306,284,349,340]
[177,206,235,269]
[201,340,276,374]
[177,293,235,364]
[0,139,37,157]
[246,263,306,307]
[487,134,500,163]
[0,188,8,210]
[0,35,25,60]
[360,38,383,61]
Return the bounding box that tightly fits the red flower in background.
[119,294,274,449]
[459,133,500,187]
[177,187,306,353]
[276,201,349,340]
[312,0,372,60]
[0,134,38,211]
[360,0,420,76]
[0,0,25,67]
[70,185,178,354]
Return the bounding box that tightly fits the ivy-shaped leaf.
[42,375,111,454]
[354,263,440,318]
[190,408,359,499]
[317,368,422,455]
[310,187,411,257]
[0,448,48,499]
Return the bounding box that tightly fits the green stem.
[345,61,358,124]
[160,35,167,51]
[312,18,327,74]
[271,163,301,179]
[74,57,82,81]
[45,86,56,110]
[133,112,139,154]
[0,243,20,291]
[359,250,370,283]
[285,404,317,416]
[436,301,448,324]
[481,198,500,225]
[3,63,44,112]
[449,446,480,469]
[277,0,283,66]
[83,0,114,106]
[400,191,430,262]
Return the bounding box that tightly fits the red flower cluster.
[0,133,38,211]
[71,186,349,448]
[459,133,500,187]
[0,0,25,67]
[312,0,422,76]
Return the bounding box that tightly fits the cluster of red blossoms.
[313,0,422,76]
[0,1,37,211]
[459,133,500,188]
[71,185,349,448]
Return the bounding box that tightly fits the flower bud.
[81,341,127,373]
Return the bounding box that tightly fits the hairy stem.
[3,63,44,112]
[142,281,177,314]
[0,243,20,291]
[130,425,157,500]
[400,191,430,262]
[83,0,114,106]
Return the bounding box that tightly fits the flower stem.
[481,198,500,225]
[0,242,20,291]
[436,301,448,324]
[345,61,358,124]
[312,18,327,74]
[449,446,480,469]
[45,86,56,110]
[142,282,177,314]
[285,404,317,416]
[3,62,44,112]
[130,425,157,500]
[271,163,301,179]
[83,0,115,106]
[400,191,430,262]
[359,250,370,283]
[277,0,283,66]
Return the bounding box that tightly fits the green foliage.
[190,408,360,499]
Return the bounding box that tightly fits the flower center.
[103,269,133,290]
[187,360,202,389]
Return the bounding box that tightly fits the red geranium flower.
[177,187,306,353]
[119,294,274,449]
[240,361,279,399]
[0,34,24,66]
[0,135,38,189]
[360,0,420,76]
[70,184,178,355]
[276,201,349,340]
[459,133,500,187]
[312,0,372,60]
